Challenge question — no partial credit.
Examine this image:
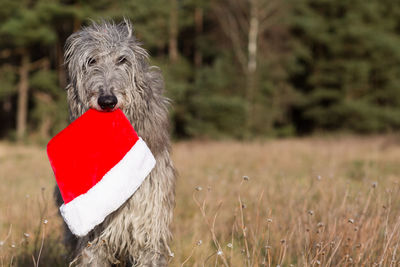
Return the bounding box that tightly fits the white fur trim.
[60,137,156,237]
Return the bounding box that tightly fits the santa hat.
[47,109,155,236]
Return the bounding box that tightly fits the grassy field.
[1,136,400,266]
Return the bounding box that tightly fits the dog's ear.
[64,31,79,67]
[146,68,165,96]
[121,18,133,39]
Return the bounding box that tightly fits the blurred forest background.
[1,0,400,142]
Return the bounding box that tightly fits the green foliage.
[188,95,247,138]
[122,0,170,51]
[157,57,193,138]
[0,7,57,47]
[30,69,68,136]
[289,0,400,133]
[30,70,59,95]
[0,65,17,98]
[0,0,400,140]
[161,53,247,138]
[187,55,247,138]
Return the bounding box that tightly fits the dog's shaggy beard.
[60,20,175,266]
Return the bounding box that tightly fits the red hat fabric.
[47,109,155,236]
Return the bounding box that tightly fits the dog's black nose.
[98,95,118,110]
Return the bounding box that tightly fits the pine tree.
[289,0,400,133]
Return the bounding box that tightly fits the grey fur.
[55,19,176,266]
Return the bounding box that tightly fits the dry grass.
[1,136,400,266]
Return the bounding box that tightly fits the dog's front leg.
[72,245,114,267]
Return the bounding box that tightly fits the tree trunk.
[169,0,179,62]
[248,0,259,75]
[194,6,203,67]
[16,51,30,141]
[246,0,259,132]
[73,8,81,32]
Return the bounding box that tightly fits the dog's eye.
[87,57,96,66]
[117,56,127,65]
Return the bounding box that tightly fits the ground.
[1,136,400,266]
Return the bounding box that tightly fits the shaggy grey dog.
[55,20,176,266]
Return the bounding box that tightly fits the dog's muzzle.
[98,95,118,111]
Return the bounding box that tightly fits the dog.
[54,19,176,266]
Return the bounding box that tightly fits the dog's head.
[64,19,151,113]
